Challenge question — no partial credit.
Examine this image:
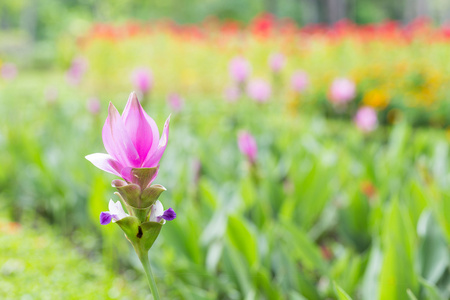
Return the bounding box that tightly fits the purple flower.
[268,53,285,73]
[149,200,176,223]
[1,63,17,80]
[86,92,170,184]
[224,85,241,102]
[238,130,257,164]
[291,71,309,93]
[100,200,129,225]
[229,56,251,83]
[66,57,88,86]
[328,78,356,104]
[87,97,101,115]
[167,93,184,112]
[247,79,271,103]
[354,106,378,132]
[131,68,153,95]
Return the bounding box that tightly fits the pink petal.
[121,92,160,162]
[85,153,124,177]
[142,115,170,168]
[102,102,140,167]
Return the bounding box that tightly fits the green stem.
[137,251,160,300]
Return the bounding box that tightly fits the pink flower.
[86,92,170,184]
[268,53,285,73]
[44,86,58,104]
[66,57,88,86]
[238,130,258,164]
[1,63,17,80]
[329,78,356,104]
[229,56,251,83]
[290,71,309,93]
[247,79,271,102]
[167,93,184,112]
[354,106,378,132]
[131,68,153,94]
[224,85,241,102]
[87,97,101,115]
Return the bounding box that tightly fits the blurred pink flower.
[131,68,153,94]
[328,78,356,104]
[238,130,257,165]
[86,92,170,184]
[44,86,59,104]
[247,79,271,102]
[354,106,378,132]
[66,57,88,86]
[268,53,285,73]
[1,63,17,80]
[290,71,309,93]
[167,93,184,112]
[224,85,241,102]
[229,56,251,83]
[87,97,101,115]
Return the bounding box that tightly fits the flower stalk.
[137,250,161,300]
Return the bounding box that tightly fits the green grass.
[0,221,151,299]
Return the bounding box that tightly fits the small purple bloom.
[247,79,271,103]
[161,208,176,221]
[86,92,170,184]
[268,53,285,73]
[100,212,112,225]
[291,71,309,93]
[354,106,378,133]
[87,97,101,115]
[1,63,17,80]
[238,130,258,164]
[99,200,129,225]
[329,77,356,104]
[149,200,176,223]
[131,68,153,95]
[229,56,251,83]
[66,57,88,86]
[167,93,184,112]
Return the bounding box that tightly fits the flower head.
[328,77,356,104]
[131,68,153,94]
[167,93,184,112]
[66,57,88,86]
[268,53,285,73]
[354,106,378,132]
[291,71,309,93]
[1,63,17,80]
[229,56,251,83]
[86,92,170,185]
[224,85,241,102]
[238,130,258,164]
[100,200,129,225]
[87,97,101,115]
[247,79,271,102]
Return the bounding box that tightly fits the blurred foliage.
[0,221,149,299]
[1,13,450,300]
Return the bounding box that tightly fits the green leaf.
[419,278,445,300]
[379,200,419,299]
[227,215,259,267]
[281,222,327,275]
[333,282,353,300]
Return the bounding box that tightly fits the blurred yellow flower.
[362,89,390,109]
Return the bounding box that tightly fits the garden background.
[1,1,450,299]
